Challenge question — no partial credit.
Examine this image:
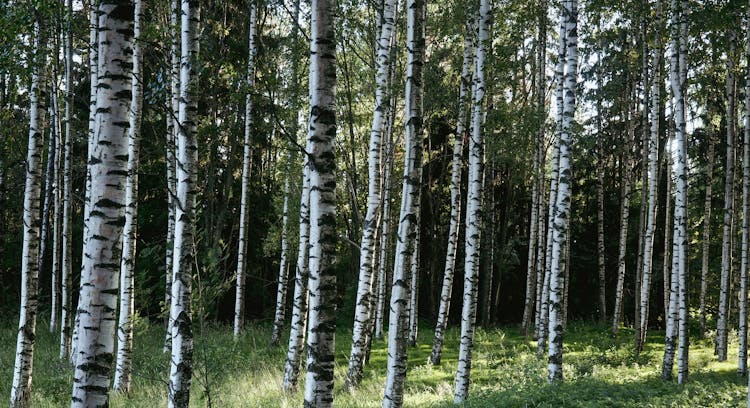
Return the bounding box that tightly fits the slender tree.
[10,18,46,408]
[637,0,663,350]
[662,0,689,383]
[430,15,473,364]
[168,0,199,405]
[700,133,715,338]
[347,0,397,386]
[548,0,577,383]
[59,0,74,360]
[113,0,143,393]
[70,1,134,405]
[717,30,737,363]
[382,0,424,405]
[595,16,606,322]
[164,0,180,351]
[282,142,311,393]
[740,18,750,373]
[303,0,338,405]
[271,174,292,346]
[454,0,488,401]
[234,0,258,339]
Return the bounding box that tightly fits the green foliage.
[2,320,747,407]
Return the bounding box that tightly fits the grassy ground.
[1,319,747,407]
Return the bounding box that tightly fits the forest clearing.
[1,321,747,407]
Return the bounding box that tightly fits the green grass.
[1,319,747,407]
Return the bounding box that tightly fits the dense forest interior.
[2,0,750,406]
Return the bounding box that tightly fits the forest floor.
[1,318,747,407]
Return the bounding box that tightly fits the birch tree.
[637,0,662,350]
[382,0,424,405]
[661,0,689,383]
[303,0,338,405]
[282,141,311,393]
[234,0,258,339]
[168,0,200,405]
[739,12,750,375]
[595,16,606,322]
[611,124,633,336]
[547,0,577,383]
[10,18,46,408]
[271,175,292,345]
[346,0,397,386]
[70,1,134,405]
[164,0,179,351]
[700,133,715,338]
[59,0,74,361]
[40,92,57,334]
[113,0,143,393]
[717,30,737,363]
[430,16,473,365]
[454,0,488,401]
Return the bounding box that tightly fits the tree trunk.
[346,0,397,386]
[740,17,750,374]
[70,2,134,405]
[408,217,421,346]
[700,133,715,337]
[595,16,606,322]
[718,30,737,363]
[282,141,311,393]
[662,0,689,382]
[10,19,46,408]
[113,0,142,393]
[40,83,57,335]
[453,0,487,399]
[168,0,199,405]
[234,0,258,339]
[547,0,577,383]
[59,0,74,360]
[430,15,473,364]
[164,0,180,352]
[638,0,663,350]
[382,0,424,405]
[271,174,292,346]
[303,0,338,405]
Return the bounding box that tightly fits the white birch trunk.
[700,134,715,337]
[282,140,311,393]
[638,0,663,349]
[595,17,605,322]
[382,0,424,405]
[70,2,134,405]
[430,19,472,364]
[10,19,46,408]
[739,16,750,373]
[718,31,736,363]
[741,8,750,375]
[547,0,577,383]
[51,83,62,336]
[113,0,142,392]
[71,0,101,366]
[59,0,74,360]
[164,0,179,352]
[271,174,292,346]
[538,5,566,346]
[168,0,199,405]
[346,0,397,386]
[303,0,338,405]
[408,217,421,347]
[234,1,258,339]
[453,0,487,401]
[40,90,57,334]
[662,0,689,382]
[375,123,394,341]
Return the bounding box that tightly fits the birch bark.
[10,19,46,408]
[168,0,199,405]
[382,0,424,405]
[113,0,143,392]
[303,0,338,405]
[431,16,473,363]
[234,1,258,339]
[70,2,134,405]
[347,0,397,386]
